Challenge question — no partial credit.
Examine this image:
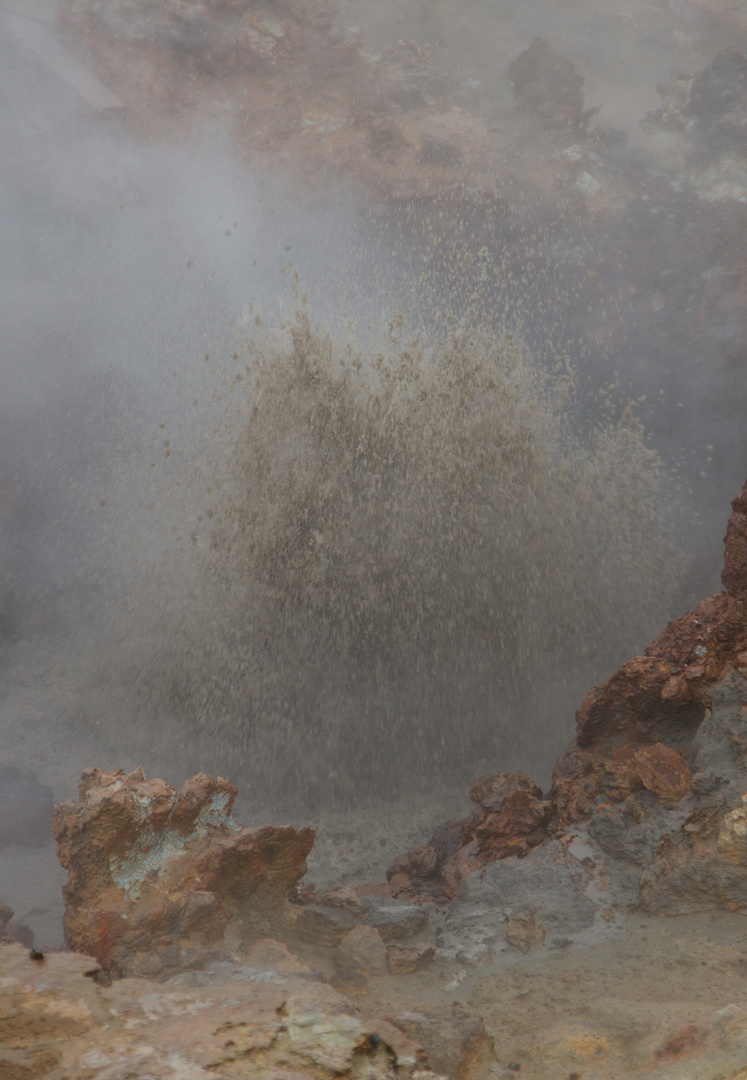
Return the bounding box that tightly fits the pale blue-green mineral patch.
[110,792,240,902]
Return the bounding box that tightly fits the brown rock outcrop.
[52,766,314,978]
[0,941,440,1080]
[545,476,747,913]
[723,477,747,599]
[380,477,747,917]
[551,477,747,831]
[384,772,551,904]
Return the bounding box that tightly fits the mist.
[2,0,747,836]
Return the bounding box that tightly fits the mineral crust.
[52,766,315,977]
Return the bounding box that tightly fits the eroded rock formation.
[384,477,747,918]
[52,766,314,977]
[384,772,552,904]
[0,942,441,1080]
[548,477,747,912]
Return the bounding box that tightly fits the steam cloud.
[105,306,680,809]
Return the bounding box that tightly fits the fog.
[2,0,747,845]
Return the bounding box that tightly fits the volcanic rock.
[385,772,552,904]
[550,588,747,827]
[366,897,430,941]
[505,908,546,953]
[335,924,387,975]
[463,772,553,861]
[52,766,315,977]
[547,475,747,913]
[0,941,440,1080]
[242,936,308,973]
[723,477,747,599]
[386,941,436,974]
[460,839,597,937]
[380,481,747,921]
[295,901,359,946]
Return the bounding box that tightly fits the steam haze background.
[1,0,747,942]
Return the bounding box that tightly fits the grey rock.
[366,898,430,941]
[295,904,358,946]
[589,798,687,867]
[386,1004,498,1079]
[690,673,747,795]
[436,903,503,963]
[691,769,719,796]
[640,835,747,914]
[638,673,747,913]
[460,840,597,935]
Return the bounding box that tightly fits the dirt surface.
[363,908,747,1079]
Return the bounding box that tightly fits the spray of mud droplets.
[104,297,681,812]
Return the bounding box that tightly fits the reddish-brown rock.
[385,773,551,904]
[723,477,747,599]
[539,479,747,914]
[463,772,553,862]
[52,767,315,978]
[634,743,692,803]
[551,590,747,828]
[379,480,747,917]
